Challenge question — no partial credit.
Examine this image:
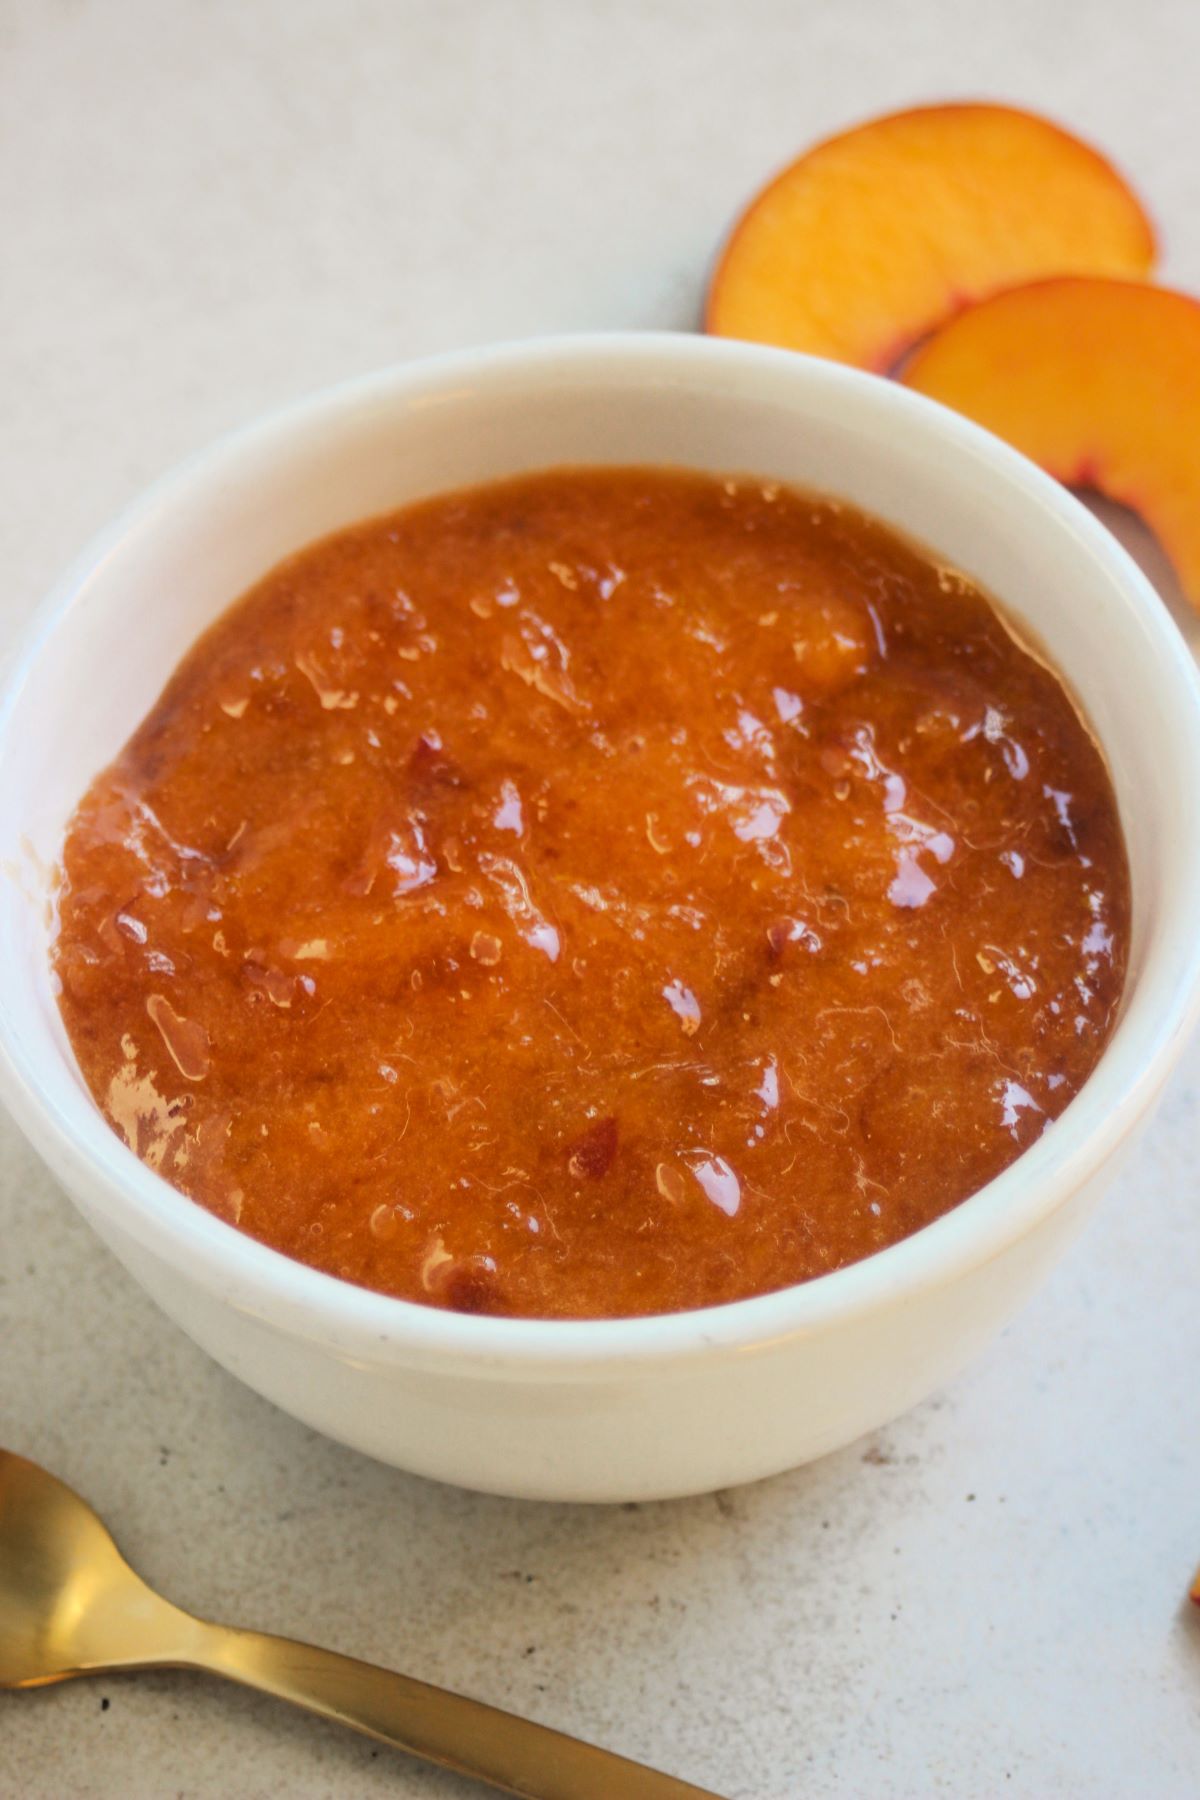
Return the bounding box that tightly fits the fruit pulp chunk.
[53,469,1130,1318]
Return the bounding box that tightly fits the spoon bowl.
[0,1449,186,1688]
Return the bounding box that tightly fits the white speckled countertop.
[3,2,1199,1794]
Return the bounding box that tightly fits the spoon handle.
[189,1621,724,1799]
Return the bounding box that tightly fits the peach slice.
[705,104,1155,372]
[903,276,1200,608]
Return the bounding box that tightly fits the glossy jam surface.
[54,469,1129,1318]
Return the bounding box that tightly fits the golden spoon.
[0,1449,723,1799]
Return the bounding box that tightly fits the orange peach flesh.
[903,276,1200,610]
[706,104,1155,373]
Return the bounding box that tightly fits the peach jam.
[53,469,1129,1317]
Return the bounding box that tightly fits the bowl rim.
[3,329,1199,1376]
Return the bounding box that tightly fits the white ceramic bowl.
[2,335,1199,1502]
